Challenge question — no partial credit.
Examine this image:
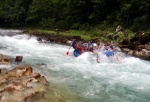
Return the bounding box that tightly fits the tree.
[0,0,26,26]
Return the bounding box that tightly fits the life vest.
[73,44,78,49]
[81,43,88,52]
[72,40,77,46]
[80,46,85,53]
[87,41,94,51]
[105,50,114,57]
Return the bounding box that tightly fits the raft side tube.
[74,49,81,57]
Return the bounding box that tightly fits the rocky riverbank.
[0,55,48,102]
[23,30,150,61]
[120,32,150,61]
[0,29,149,102]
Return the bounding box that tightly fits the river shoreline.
[22,30,150,61]
[0,29,150,102]
[0,54,50,102]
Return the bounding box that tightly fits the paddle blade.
[96,55,99,63]
[116,56,119,61]
[66,52,69,56]
[96,58,99,63]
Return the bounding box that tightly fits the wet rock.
[15,56,23,64]
[0,65,48,102]
[137,45,145,50]
[30,72,41,79]
[130,32,150,44]
[128,50,133,55]
[0,54,13,65]
[21,77,38,86]
[0,58,11,65]
[141,49,150,56]
[120,31,150,61]
[38,76,48,85]
[145,44,150,50]
[23,66,33,76]
[23,91,44,102]
[1,82,25,92]
[0,77,8,84]
[6,66,32,77]
[122,48,130,53]
[0,95,2,100]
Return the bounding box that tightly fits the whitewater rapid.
[0,29,150,102]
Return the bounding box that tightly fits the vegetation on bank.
[0,0,149,44]
[0,0,150,32]
[25,24,134,44]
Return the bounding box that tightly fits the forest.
[0,0,150,32]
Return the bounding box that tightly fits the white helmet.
[93,43,97,46]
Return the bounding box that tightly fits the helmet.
[93,43,97,46]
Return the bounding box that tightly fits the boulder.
[23,91,44,102]
[6,66,32,77]
[0,65,48,102]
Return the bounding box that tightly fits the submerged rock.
[6,66,33,77]
[0,54,13,65]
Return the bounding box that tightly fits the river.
[0,29,150,102]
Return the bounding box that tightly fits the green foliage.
[0,0,149,31]
[0,0,32,26]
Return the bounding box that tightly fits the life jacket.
[90,42,98,52]
[73,44,78,49]
[72,40,76,45]
[87,41,93,51]
[105,50,114,57]
[80,46,85,53]
[84,45,88,51]
[88,46,94,52]
[81,43,88,52]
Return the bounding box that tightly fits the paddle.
[66,46,72,56]
[66,40,75,56]
[96,54,99,63]
[93,50,99,63]
[115,55,119,61]
[112,38,120,61]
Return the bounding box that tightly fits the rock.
[138,45,145,49]
[23,77,38,86]
[23,92,44,102]
[142,49,150,56]
[0,54,13,65]
[38,76,48,85]
[130,32,150,44]
[15,56,23,64]
[128,50,133,55]
[0,65,48,102]
[67,40,72,44]
[0,95,2,100]
[30,73,41,79]
[22,67,33,76]
[122,48,130,53]
[0,58,11,65]
[134,51,142,55]
[6,66,33,77]
[145,44,150,50]
[0,77,8,84]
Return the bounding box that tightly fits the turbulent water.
[0,29,150,102]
